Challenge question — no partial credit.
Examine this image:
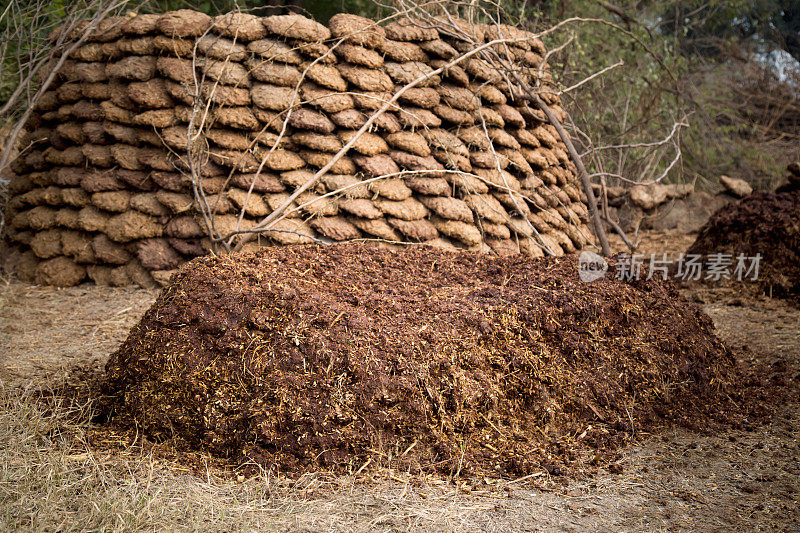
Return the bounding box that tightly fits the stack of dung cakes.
[3,10,594,287]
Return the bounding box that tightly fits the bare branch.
[0,0,131,175]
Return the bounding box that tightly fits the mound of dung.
[687,190,800,300]
[106,244,740,477]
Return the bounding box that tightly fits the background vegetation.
[535,0,799,190]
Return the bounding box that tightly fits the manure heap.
[3,11,593,288]
[106,244,742,477]
[687,189,800,301]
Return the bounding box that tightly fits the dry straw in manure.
[105,244,749,478]
[687,189,800,303]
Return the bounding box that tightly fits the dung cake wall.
[3,11,594,287]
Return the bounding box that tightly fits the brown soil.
[0,281,156,381]
[687,190,800,301]
[605,228,699,259]
[104,244,761,479]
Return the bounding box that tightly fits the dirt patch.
[687,190,800,301]
[104,243,754,478]
[0,280,156,382]
[605,228,698,259]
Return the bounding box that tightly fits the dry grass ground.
[605,228,700,259]
[0,268,798,532]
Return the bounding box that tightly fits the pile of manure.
[687,189,800,301]
[105,244,743,477]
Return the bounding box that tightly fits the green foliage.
[524,1,689,183]
[529,0,798,189]
[659,0,800,62]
